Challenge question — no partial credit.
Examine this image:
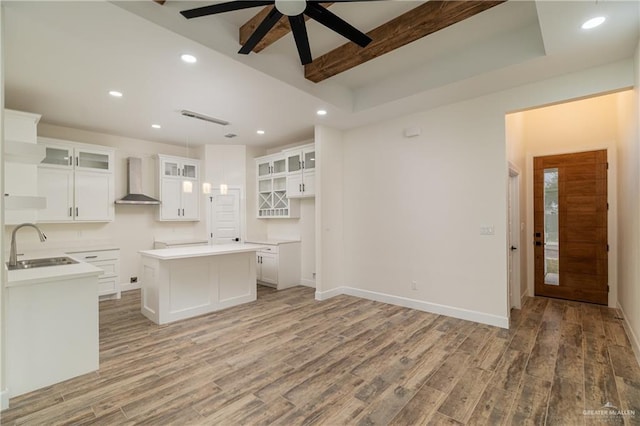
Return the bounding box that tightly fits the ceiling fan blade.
[239,7,283,55]
[288,15,313,65]
[304,2,372,47]
[181,1,274,19]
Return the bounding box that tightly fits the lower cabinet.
[66,248,121,298]
[253,241,301,289]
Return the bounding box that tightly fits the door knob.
[510,246,518,251]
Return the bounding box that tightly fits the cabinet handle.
[178,208,181,216]
[182,208,185,216]
[69,156,72,166]
[69,207,73,217]
[85,255,98,259]
[302,183,305,192]
[299,161,302,170]
[302,160,305,169]
[76,207,79,217]
[76,157,78,167]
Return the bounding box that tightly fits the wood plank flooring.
[2,286,640,425]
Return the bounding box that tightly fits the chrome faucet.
[9,223,47,267]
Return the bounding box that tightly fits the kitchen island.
[138,243,265,324]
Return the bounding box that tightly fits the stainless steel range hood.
[115,157,161,205]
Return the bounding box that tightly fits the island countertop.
[139,243,266,260]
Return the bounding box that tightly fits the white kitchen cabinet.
[250,241,301,289]
[284,144,315,198]
[37,137,114,223]
[66,248,121,298]
[157,154,200,221]
[4,109,45,224]
[255,154,299,219]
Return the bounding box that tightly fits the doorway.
[508,166,521,309]
[208,187,241,244]
[533,150,608,305]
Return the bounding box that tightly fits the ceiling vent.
[180,109,229,126]
[224,133,237,138]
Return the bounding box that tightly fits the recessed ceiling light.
[257,130,265,135]
[151,124,161,129]
[317,109,327,116]
[109,90,123,98]
[181,54,197,63]
[582,16,606,30]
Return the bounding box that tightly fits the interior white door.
[209,187,241,244]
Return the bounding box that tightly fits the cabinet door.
[257,159,272,177]
[259,252,278,285]
[286,174,303,198]
[272,156,287,176]
[182,160,198,180]
[159,178,182,220]
[286,152,302,174]
[74,171,114,221]
[161,158,181,178]
[75,149,111,172]
[303,149,315,171]
[40,144,73,168]
[37,168,74,222]
[181,185,199,220]
[302,171,315,197]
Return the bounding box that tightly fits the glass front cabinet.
[255,153,299,218]
[284,144,315,198]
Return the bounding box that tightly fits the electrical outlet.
[411,280,417,290]
[130,276,138,283]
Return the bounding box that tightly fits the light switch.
[480,226,495,235]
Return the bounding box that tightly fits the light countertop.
[245,239,300,245]
[139,243,266,260]
[6,249,103,287]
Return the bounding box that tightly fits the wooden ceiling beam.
[304,1,506,83]
[239,3,333,53]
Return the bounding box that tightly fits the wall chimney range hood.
[115,157,161,205]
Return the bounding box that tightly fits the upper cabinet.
[37,137,114,223]
[257,155,287,179]
[157,154,200,221]
[4,110,45,225]
[255,153,299,219]
[284,144,315,198]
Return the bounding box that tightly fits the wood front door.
[533,150,608,305]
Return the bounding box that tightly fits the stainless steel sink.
[6,256,79,271]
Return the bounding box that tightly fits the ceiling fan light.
[275,0,306,16]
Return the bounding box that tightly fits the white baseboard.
[315,286,509,329]
[300,278,316,288]
[1,388,9,410]
[617,302,640,366]
[120,282,141,292]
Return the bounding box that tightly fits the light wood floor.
[2,286,640,425]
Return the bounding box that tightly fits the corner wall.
[617,44,640,360]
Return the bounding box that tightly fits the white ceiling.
[3,1,639,148]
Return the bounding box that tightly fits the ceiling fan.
[180,0,373,65]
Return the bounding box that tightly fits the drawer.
[258,245,279,254]
[90,260,117,278]
[67,249,119,262]
[98,277,117,295]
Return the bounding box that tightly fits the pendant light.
[183,135,192,193]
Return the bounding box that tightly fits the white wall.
[12,123,208,288]
[505,112,528,302]
[617,44,640,360]
[315,125,344,294]
[316,59,634,329]
[517,93,622,307]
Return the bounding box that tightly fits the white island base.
[139,244,264,325]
